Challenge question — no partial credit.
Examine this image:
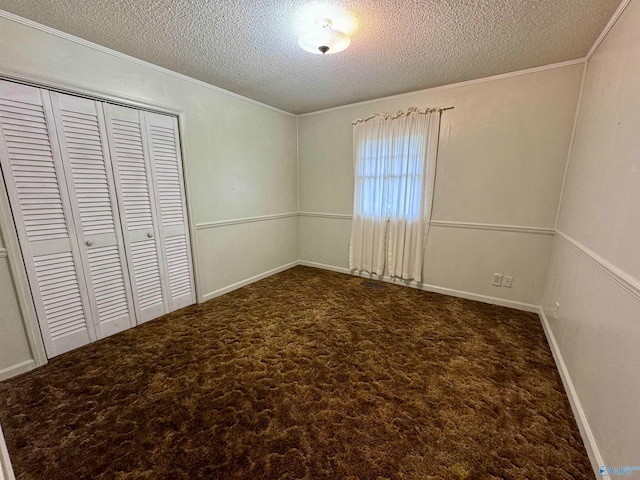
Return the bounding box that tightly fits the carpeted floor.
[0,266,593,479]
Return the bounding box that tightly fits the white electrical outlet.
[492,273,503,286]
[553,302,560,320]
[503,276,513,288]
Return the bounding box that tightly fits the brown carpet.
[0,266,593,479]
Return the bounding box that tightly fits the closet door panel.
[0,80,95,356]
[145,112,195,311]
[103,103,167,323]
[50,92,136,338]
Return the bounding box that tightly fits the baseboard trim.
[0,424,15,480]
[201,261,299,302]
[0,359,36,382]
[298,260,539,313]
[537,307,603,477]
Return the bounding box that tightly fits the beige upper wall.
[557,1,640,280]
[299,64,584,227]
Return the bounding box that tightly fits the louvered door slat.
[51,92,135,339]
[145,112,195,312]
[104,103,167,323]
[0,80,96,357]
[130,239,164,310]
[57,101,115,236]
[32,252,84,341]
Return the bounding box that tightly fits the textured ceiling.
[0,0,621,114]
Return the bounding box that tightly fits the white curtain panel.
[349,108,441,281]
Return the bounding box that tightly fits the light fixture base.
[298,18,351,55]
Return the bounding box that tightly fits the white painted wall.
[543,0,640,468]
[298,64,583,306]
[0,15,298,373]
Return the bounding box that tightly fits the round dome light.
[298,19,351,55]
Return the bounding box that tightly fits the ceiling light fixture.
[298,18,350,55]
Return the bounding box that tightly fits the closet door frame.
[0,71,201,368]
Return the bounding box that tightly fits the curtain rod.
[352,106,454,125]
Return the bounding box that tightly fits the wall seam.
[554,61,588,230]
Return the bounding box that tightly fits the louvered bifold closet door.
[49,92,136,339]
[103,103,168,323]
[0,80,96,357]
[145,112,195,311]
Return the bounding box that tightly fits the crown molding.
[0,9,295,118]
[297,58,586,118]
[586,0,632,61]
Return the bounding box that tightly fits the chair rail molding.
[556,230,640,301]
[298,212,353,220]
[299,212,556,236]
[429,220,555,236]
[196,212,299,230]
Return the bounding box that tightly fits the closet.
[0,79,195,358]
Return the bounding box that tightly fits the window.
[349,109,441,281]
[355,134,426,221]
